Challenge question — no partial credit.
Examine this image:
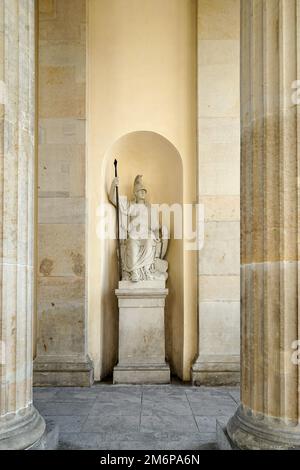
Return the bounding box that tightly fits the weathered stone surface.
[38,225,85,277]
[38,197,85,224]
[0,406,46,451]
[36,277,85,357]
[226,0,300,450]
[35,0,91,386]
[114,366,171,385]
[192,301,240,385]
[192,371,240,387]
[39,118,86,145]
[34,356,93,387]
[113,282,170,384]
[0,0,45,450]
[198,144,240,195]
[198,303,240,355]
[39,66,85,118]
[39,0,86,41]
[38,144,85,197]
[199,275,240,301]
[200,222,240,275]
[199,196,240,222]
[194,0,240,386]
[198,0,240,40]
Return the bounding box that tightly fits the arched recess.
[89,131,184,379]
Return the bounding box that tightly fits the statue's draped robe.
[119,198,159,275]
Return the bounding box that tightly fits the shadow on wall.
[101,131,184,378]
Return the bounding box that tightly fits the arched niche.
[101,131,184,377]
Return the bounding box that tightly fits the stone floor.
[33,382,240,450]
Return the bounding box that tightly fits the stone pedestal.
[113,281,170,384]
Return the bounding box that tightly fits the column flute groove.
[0,0,45,450]
[227,0,300,449]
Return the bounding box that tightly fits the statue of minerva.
[109,174,169,282]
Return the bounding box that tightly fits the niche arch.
[100,131,184,378]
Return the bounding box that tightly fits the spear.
[114,159,122,281]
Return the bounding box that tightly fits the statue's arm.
[108,177,119,207]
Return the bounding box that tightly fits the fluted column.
[0,0,45,449]
[227,0,300,449]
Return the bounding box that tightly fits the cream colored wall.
[195,0,240,382]
[87,0,198,381]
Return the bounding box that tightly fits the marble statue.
[109,175,169,282]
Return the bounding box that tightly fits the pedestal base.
[33,355,94,387]
[113,364,170,384]
[192,357,240,386]
[227,405,300,450]
[0,405,46,450]
[113,281,170,385]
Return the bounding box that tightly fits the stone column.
[0,0,45,449]
[227,0,300,449]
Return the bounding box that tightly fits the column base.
[28,418,59,450]
[33,355,94,387]
[227,405,300,450]
[216,420,237,450]
[192,359,240,386]
[113,363,171,384]
[0,405,46,450]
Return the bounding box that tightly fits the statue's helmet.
[133,175,147,194]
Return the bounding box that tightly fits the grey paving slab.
[185,387,233,400]
[228,389,240,404]
[59,433,122,450]
[95,389,142,404]
[194,415,228,434]
[33,388,58,401]
[117,438,214,451]
[142,397,192,416]
[82,414,140,433]
[188,399,237,417]
[34,400,94,416]
[54,389,99,401]
[115,440,161,450]
[142,385,188,397]
[41,415,87,433]
[140,412,199,433]
[155,437,217,451]
[98,385,142,395]
[90,400,142,416]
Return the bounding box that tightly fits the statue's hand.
[108,177,120,206]
[149,230,160,243]
[153,229,160,242]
